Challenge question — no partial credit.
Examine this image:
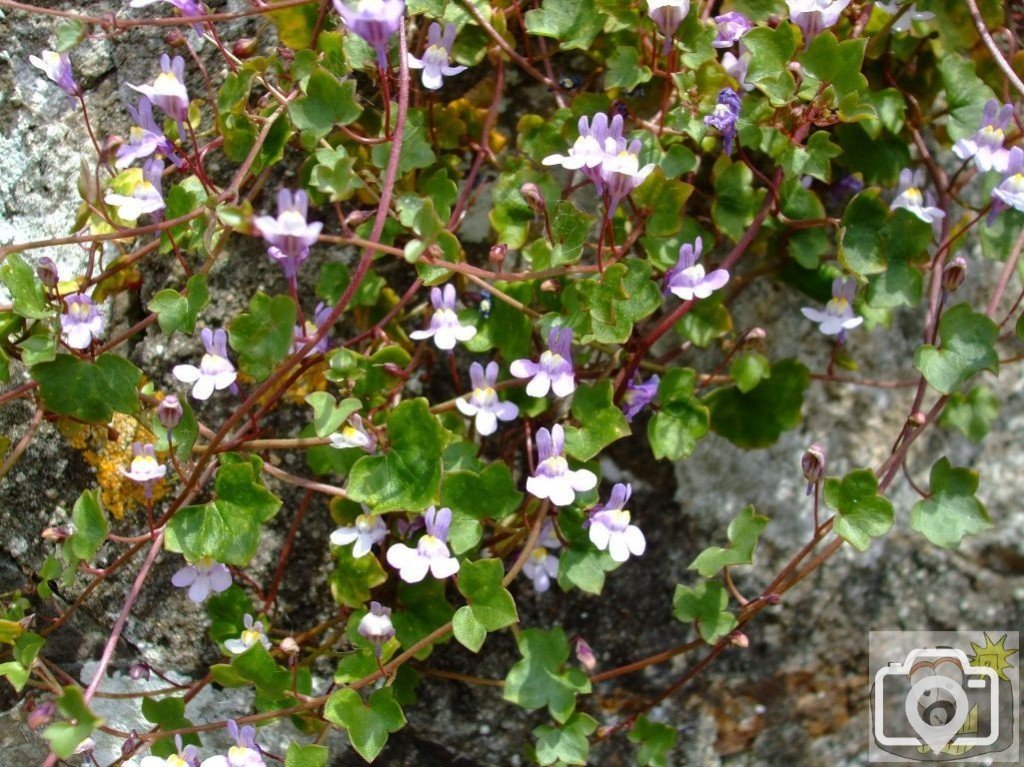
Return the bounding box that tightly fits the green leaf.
[503,628,592,723]
[452,607,488,653]
[55,19,87,51]
[226,643,291,697]
[311,145,364,202]
[713,159,767,242]
[562,381,631,461]
[147,274,210,336]
[206,586,254,644]
[647,368,709,461]
[672,580,738,644]
[798,32,867,99]
[455,559,517,639]
[268,0,319,48]
[632,172,694,237]
[629,715,678,767]
[165,453,282,565]
[689,505,769,578]
[556,545,618,595]
[440,462,523,555]
[324,687,406,762]
[866,211,932,308]
[392,579,453,659]
[371,110,436,175]
[32,353,141,423]
[534,713,598,766]
[305,393,362,438]
[43,686,103,759]
[0,254,49,319]
[939,56,996,142]
[743,23,798,105]
[524,0,608,50]
[329,544,388,608]
[939,386,999,442]
[288,68,362,146]
[605,46,652,90]
[564,259,662,344]
[141,695,198,756]
[285,743,329,767]
[824,469,894,551]
[838,189,889,276]
[730,352,770,393]
[910,458,991,548]
[316,262,385,308]
[914,304,999,394]
[706,359,809,448]
[65,489,107,562]
[548,201,595,267]
[228,292,297,381]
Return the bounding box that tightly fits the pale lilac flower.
[224,614,272,655]
[621,374,660,422]
[574,636,597,670]
[119,443,166,497]
[587,483,646,563]
[199,720,264,767]
[29,50,80,106]
[456,361,519,436]
[993,148,1024,213]
[664,237,730,301]
[647,0,690,53]
[292,302,331,355]
[172,328,237,401]
[522,522,560,592]
[128,54,190,140]
[510,326,576,398]
[801,277,864,339]
[409,284,476,350]
[171,556,232,603]
[130,0,206,35]
[140,736,200,767]
[722,49,752,91]
[704,88,741,154]
[358,601,395,655]
[527,424,597,507]
[407,22,466,90]
[713,12,752,47]
[386,506,460,583]
[328,414,377,452]
[599,134,657,213]
[105,158,166,222]
[874,1,934,32]
[787,0,851,38]
[252,189,322,279]
[333,0,405,67]
[891,168,945,223]
[542,113,626,197]
[953,98,1014,173]
[116,97,183,170]
[60,293,105,350]
[330,511,387,557]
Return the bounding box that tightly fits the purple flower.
[330,511,387,557]
[200,720,265,767]
[713,12,752,47]
[128,55,190,141]
[105,158,166,222]
[252,189,322,279]
[119,443,167,497]
[874,1,933,32]
[801,277,864,339]
[292,302,332,355]
[786,0,851,38]
[171,556,232,603]
[116,97,184,170]
[599,134,657,213]
[456,361,519,436]
[621,374,659,422]
[333,0,405,67]
[409,284,477,350]
[224,614,272,655]
[386,506,460,582]
[542,113,626,197]
[993,147,1024,213]
[704,88,741,154]
[722,49,752,91]
[140,736,200,767]
[172,328,238,401]
[510,326,576,398]
[358,601,395,655]
[527,424,597,507]
[647,0,690,53]
[408,22,467,90]
[587,483,646,563]
[329,414,377,452]
[60,293,105,350]
[891,168,945,223]
[129,0,206,36]
[29,50,80,106]
[953,99,1014,174]
[522,522,560,592]
[664,236,730,301]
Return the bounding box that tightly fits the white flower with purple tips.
[510,326,576,398]
[60,293,105,350]
[647,0,690,53]
[664,237,730,301]
[331,511,387,557]
[456,361,519,436]
[408,22,467,90]
[587,483,646,563]
[386,506,460,583]
[29,49,80,106]
[993,147,1024,213]
[786,0,851,38]
[600,137,657,213]
[116,97,183,170]
[713,12,752,47]
[252,189,322,279]
[953,99,1014,174]
[119,443,166,498]
[199,720,264,767]
[527,424,597,507]
[105,158,166,223]
[522,522,561,593]
[891,168,945,223]
[171,556,232,603]
[409,284,476,350]
[801,277,864,338]
[329,414,377,452]
[224,614,272,655]
[140,736,199,767]
[128,54,190,139]
[333,0,405,67]
[173,328,238,401]
[358,601,395,655]
[542,113,624,196]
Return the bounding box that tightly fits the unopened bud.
[233,37,258,59]
[740,327,766,350]
[41,526,70,542]
[279,636,300,655]
[520,182,546,213]
[942,257,967,293]
[489,243,508,264]
[121,731,142,757]
[26,700,56,730]
[540,279,560,293]
[165,28,187,48]
[764,593,781,605]
[801,443,826,485]
[908,411,926,429]
[573,636,597,671]
[157,395,183,431]
[729,630,749,648]
[36,257,59,288]
[129,663,151,681]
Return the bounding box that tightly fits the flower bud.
[764,593,781,605]
[729,630,749,648]
[942,257,967,293]
[233,37,258,59]
[540,279,560,293]
[36,257,59,288]
[165,28,187,48]
[121,730,142,757]
[739,327,766,351]
[489,243,508,264]
[41,526,70,542]
[157,395,183,431]
[520,182,546,214]
[279,636,300,655]
[358,601,395,656]
[26,700,56,730]
[801,443,826,485]
[129,662,151,681]
[908,411,926,429]
[573,636,597,671]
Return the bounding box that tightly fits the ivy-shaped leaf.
[564,259,662,344]
[288,68,362,146]
[440,461,523,554]
[939,386,999,443]
[563,381,631,462]
[228,292,297,381]
[672,580,738,644]
[605,46,652,91]
[32,353,141,423]
[648,368,710,461]
[147,274,210,336]
[706,359,809,449]
[910,458,991,548]
[43,686,103,759]
[689,505,769,578]
[824,469,894,551]
[629,715,678,767]
[305,392,362,437]
[453,559,518,652]
[524,0,608,50]
[504,628,592,723]
[324,687,406,762]
[534,712,598,766]
[0,254,49,319]
[285,743,328,767]
[64,489,107,563]
[914,304,999,395]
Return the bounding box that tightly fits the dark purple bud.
[764,593,781,605]
[36,257,59,288]
[233,38,258,59]
[27,700,56,730]
[574,636,597,671]
[129,662,151,681]
[157,394,183,431]
[121,731,142,756]
[942,257,967,293]
[801,443,826,485]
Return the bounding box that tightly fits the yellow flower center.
[531,547,549,561]
[155,71,181,89]
[69,301,92,319]
[241,628,262,646]
[166,756,187,767]
[904,187,923,205]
